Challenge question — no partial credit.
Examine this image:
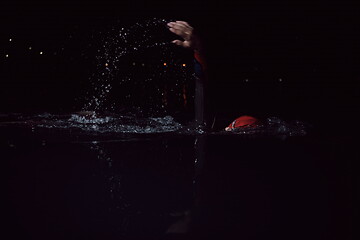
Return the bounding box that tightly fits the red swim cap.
[225,115,259,131]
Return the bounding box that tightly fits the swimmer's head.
[225,115,259,131]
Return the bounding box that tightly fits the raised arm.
[168,20,208,126]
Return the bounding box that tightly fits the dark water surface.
[2,113,355,240]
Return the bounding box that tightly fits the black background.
[1,1,358,239]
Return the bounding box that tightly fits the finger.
[174,22,192,32]
[176,21,193,29]
[174,21,190,29]
[172,40,188,48]
[172,40,191,48]
[167,22,175,28]
[168,21,191,31]
[169,24,193,40]
[169,22,188,32]
[172,40,182,45]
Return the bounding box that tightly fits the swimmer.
[168,21,259,131]
[225,115,260,131]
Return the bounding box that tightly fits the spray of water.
[81,18,194,116]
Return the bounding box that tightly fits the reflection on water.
[2,112,353,240]
[79,134,195,239]
[2,111,310,239]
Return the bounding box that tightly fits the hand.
[167,21,202,52]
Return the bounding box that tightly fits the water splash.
[81,18,194,115]
[33,113,183,134]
